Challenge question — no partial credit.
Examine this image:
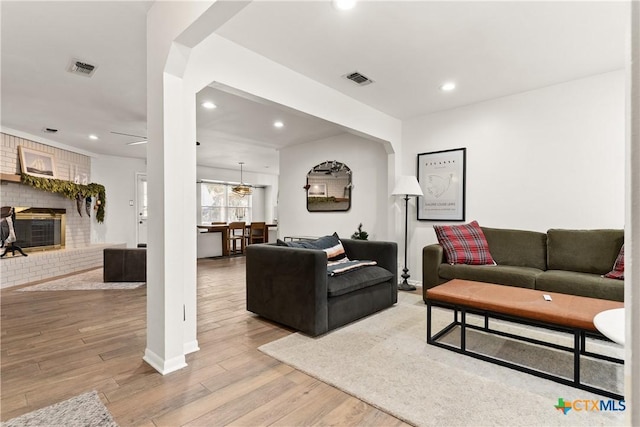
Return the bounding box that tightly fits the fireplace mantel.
[1,173,21,183]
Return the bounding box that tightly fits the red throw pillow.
[604,245,624,280]
[433,221,496,265]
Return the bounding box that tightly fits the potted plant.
[351,223,369,240]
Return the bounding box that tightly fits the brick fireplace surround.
[1,132,122,288]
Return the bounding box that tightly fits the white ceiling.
[195,85,347,171]
[0,1,627,174]
[217,1,626,119]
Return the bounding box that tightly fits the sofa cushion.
[434,221,495,265]
[327,266,394,297]
[536,270,624,302]
[604,245,625,280]
[439,264,541,289]
[547,229,624,274]
[481,227,547,270]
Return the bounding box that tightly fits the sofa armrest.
[422,244,446,296]
[341,239,398,284]
[246,244,329,336]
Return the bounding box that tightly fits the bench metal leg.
[460,308,466,352]
[574,329,580,385]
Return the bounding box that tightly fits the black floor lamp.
[392,176,424,291]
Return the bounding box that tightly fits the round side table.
[594,308,625,345]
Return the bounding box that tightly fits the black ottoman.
[103,248,146,282]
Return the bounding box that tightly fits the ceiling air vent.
[344,71,373,86]
[68,59,98,77]
[43,127,58,133]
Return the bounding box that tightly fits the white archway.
[145,1,401,374]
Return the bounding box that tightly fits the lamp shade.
[392,176,424,197]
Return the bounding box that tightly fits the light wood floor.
[1,256,414,426]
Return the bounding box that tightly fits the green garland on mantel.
[20,173,106,223]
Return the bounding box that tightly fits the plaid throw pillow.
[433,221,496,265]
[604,245,624,280]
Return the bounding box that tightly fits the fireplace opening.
[13,207,66,252]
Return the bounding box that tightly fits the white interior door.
[136,173,148,246]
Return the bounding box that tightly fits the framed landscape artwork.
[417,147,466,221]
[18,146,57,179]
[308,183,327,197]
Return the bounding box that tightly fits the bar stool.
[228,222,246,255]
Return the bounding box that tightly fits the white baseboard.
[143,348,187,375]
[184,340,200,355]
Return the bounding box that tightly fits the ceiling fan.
[110,131,147,146]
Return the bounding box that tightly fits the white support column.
[625,0,640,423]
[144,2,212,374]
[144,72,190,374]
[181,87,199,356]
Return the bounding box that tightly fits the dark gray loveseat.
[423,227,624,303]
[246,239,397,336]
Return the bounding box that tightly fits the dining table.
[197,223,277,256]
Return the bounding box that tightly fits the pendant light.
[232,162,252,196]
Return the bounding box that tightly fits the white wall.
[403,70,626,281]
[625,1,640,419]
[91,155,147,248]
[279,133,389,241]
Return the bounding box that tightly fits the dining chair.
[228,222,246,255]
[246,222,266,245]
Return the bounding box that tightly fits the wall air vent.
[67,59,98,77]
[343,71,374,86]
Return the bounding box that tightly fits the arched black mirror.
[306,161,352,212]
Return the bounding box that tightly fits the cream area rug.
[2,391,118,427]
[18,268,144,291]
[259,292,625,427]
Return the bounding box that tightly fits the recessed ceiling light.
[440,82,456,92]
[89,134,98,140]
[333,0,357,10]
[273,121,284,128]
[201,101,217,109]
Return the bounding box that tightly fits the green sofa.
[422,227,624,302]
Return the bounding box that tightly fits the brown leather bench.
[426,279,624,399]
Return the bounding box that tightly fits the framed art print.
[18,146,57,179]
[417,147,466,221]
[307,183,327,197]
